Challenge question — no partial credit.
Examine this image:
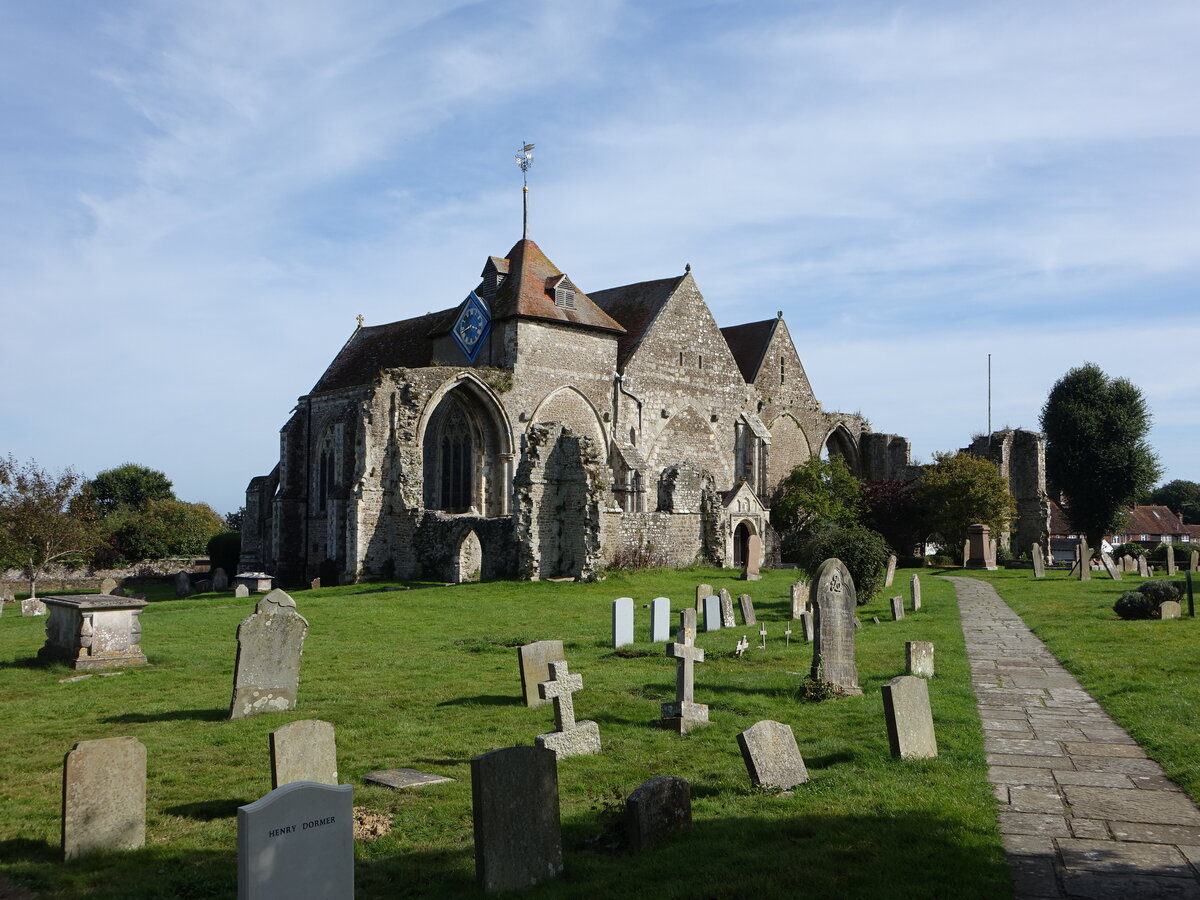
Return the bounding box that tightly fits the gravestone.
[961,539,970,567]
[309,578,321,591]
[737,720,808,790]
[1078,539,1091,581]
[650,597,671,643]
[39,595,148,670]
[230,589,309,720]
[61,736,145,860]
[742,534,762,580]
[662,609,707,733]
[870,616,881,625]
[1122,554,1134,573]
[612,597,634,648]
[884,554,897,587]
[471,746,562,892]
[738,593,757,626]
[758,623,767,649]
[364,768,454,790]
[175,570,191,598]
[212,568,229,591]
[1031,543,1045,578]
[965,524,996,570]
[99,577,117,595]
[718,588,735,627]
[236,572,275,593]
[1191,550,1199,572]
[702,595,721,632]
[882,675,937,759]
[270,720,337,789]
[536,660,601,758]
[1137,555,1150,578]
[790,580,809,618]
[910,574,921,611]
[194,579,212,593]
[1187,571,1195,618]
[694,583,712,612]
[906,641,934,678]
[1101,553,1121,580]
[238,781,353,900]
[734,635,749,657]
[1160,601,1182,620]
[235,583,251,598]
[517,640,565,708]
[853,616,862,629]
[798,611,814,642]
[890,596,905,621]
[625,776,691,852]
[1167,545,1177,576]
[809,558,861,695]
[21,597,46,616]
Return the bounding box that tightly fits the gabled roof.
[488,239,625,334]
[720,318,779,383]
[1122,505,1186,536]
[590,275,685,369]
[310,311,448,394]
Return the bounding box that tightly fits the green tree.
[103,499,225,563]
[84,463,174,517]
[771,455,862,558]
[1040,363,1162,548]
[1149,479,1200,522]
[861,479,925,555]
[794,520,891,605]
[0,456,101,597]
[916,451,1016,553]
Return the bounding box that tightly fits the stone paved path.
[946,576,1200,899]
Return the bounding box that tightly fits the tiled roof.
[489,239,625,334]
[310,311,448,394]
[1049,500,1075,536]
[720,319,778,383]
[590,276,685,369]
[1122,505,1185,536]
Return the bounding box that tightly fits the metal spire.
[515,141,534,239]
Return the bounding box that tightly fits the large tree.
[1040,363,1162,548]
[915,451,1015,554]
[771,455,862,558]
[84,463,174,517]
[0,457,101,597]
[1149,479,1200,522]
[101,498,225,564]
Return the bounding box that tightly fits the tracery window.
[439,403,475,513]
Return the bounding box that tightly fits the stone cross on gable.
[538,660,583,732]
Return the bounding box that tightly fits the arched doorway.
[733,521,751,568]
[452,530,482,583]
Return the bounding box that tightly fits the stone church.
[239,233,1017,585]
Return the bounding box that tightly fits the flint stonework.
[518,640,565,708]
[882,675,937,759]
[270,719,338,788]
[471,746,563,893]
[737,720,808,790]
[230,589,308,720]
[61,736,145,860]
[625,776,691,852]
[809,558,860,695]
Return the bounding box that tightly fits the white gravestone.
[910,575,921,611]
[612,597,634,648]
[237,781,353,900]
[650,598,671,643]
[703,595,721,632]
[906,641,934,678]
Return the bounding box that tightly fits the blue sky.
[2,1,1197,515]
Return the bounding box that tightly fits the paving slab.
[945,576,1200,899]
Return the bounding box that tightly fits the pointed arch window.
[439,403,475,513]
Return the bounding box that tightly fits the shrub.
[1114,581,1182,620]
[609,538,668,570]
[1112,542,1148,559]
[1137,580,1180,605]
[1147,541,1192,561]
[795,520,890,605]
[206,531,241,577]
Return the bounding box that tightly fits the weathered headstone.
[965,524,996,570]
[194,579,212,593]
[853,616,862,629]
[1122,554,1135,573]
[718,588,735,628]
[961,539,970,567]
[1160,601,1182,620]
[662,609,707,733]
[702,595,721,632]
[650,597,671,642]
[1191,549,1199,573]
[1137,555,1150,578]
[237,781,353,900]
[535,660,601,758]
[737,720,808,790]
[99,577,118,595]
[910,574,921,611]
[517,640,565,708]
[884,554,897,587]
[471,746,562,892]
[230,589,309,719]
[1188,570,1195,618]
[906,641,934,678]
[870,616,881,625]
[364,768,455,790]
[694,583,712,612]
[174,570,191,598]
[61,736,145,860]
[309,578,321,591]
[625,776,691,852]
[612,597,634,648]
[742,534,762,581]
[798,611,814,642]
[39,595,148,670]
[270,720,337,789]
[890,596,905,621]
[211,568,229,592]
[1101,553,1122,580]
[790,580,809,619]
[235,583,251,598]
[1078,539,1091,581]
[1031,543,1045,578]
[1167,545,1178,576]
[21,597,46,616]
[809,558,860,696]
[738,593,757,626]
[882,675,937,759]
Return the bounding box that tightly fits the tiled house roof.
[487,239,625,334]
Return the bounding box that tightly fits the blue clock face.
[451,293,491,362]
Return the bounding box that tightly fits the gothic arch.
[732,518,759,568]
[647,407,728,486]
[418,374,513,516]
[821,423,860,477]
[766,413,812,496]
[530,385,607,450]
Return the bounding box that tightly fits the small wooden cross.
[784,621,792,647]
[734,635,749,657]
[758,623,767,650]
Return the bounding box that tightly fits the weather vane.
[515,141,534,239]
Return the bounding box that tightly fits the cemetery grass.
[0,569,1008,899]
[949,567,1200,804]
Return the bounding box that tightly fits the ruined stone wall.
[966,428,1050,554]
[859,432,921,484]
[607,512,706,568]
[411,512,518,581]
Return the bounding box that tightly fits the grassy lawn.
[948,566,1200,804]
[0,567,1008,899]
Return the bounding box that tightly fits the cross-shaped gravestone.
[734,635,749,657]
[662,610,707,734]
[758,623,767,650]
[784,622,792,647]
[536,660,600,758]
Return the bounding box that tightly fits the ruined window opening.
[439,404,474,513]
